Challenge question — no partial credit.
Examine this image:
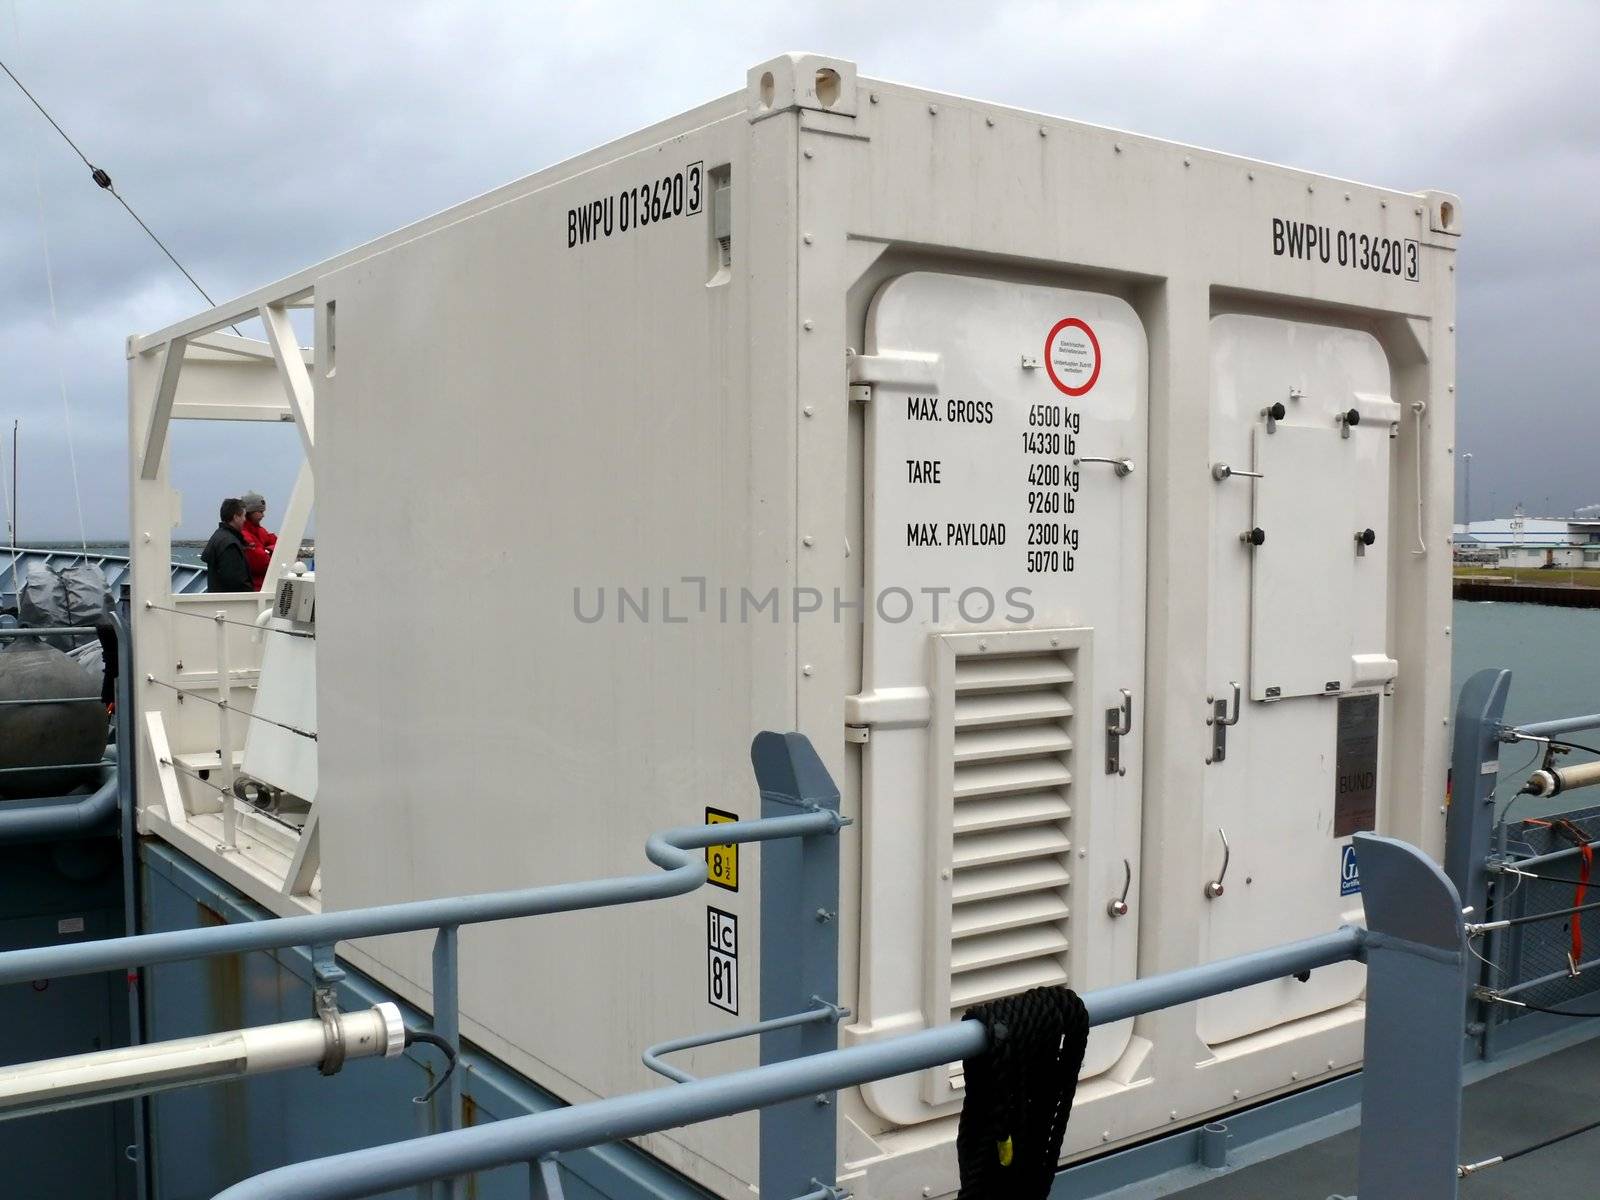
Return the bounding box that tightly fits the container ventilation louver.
[925,630,1087,1104]
[946,647,1076,1017]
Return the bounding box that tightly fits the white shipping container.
[127,53,1460,1199]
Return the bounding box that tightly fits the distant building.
[1453,512,1600,568]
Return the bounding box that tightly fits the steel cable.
[143,603,314,639]
[1460,1115,1600,1178]
[0,52,241,333]
[145,676,317,741]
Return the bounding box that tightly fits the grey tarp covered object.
[0,641,108,798]
[18,562,110,650]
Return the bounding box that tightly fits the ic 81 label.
[567,161,704,248]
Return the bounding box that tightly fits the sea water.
[1452,599,1600,807]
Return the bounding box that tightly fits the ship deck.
[1165,1028,1600,1199]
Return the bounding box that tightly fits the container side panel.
[314,112,789,1194]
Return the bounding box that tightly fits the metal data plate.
[1334,694,1380,837]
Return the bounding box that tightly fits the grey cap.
[240,491,266,514]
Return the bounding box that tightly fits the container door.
[853,273,1147,1124]
[1198,313,1396,1046]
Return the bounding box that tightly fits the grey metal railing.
[0,810,840,990]
[207,831,1469,1200]
[1447,669,1600,1062]
[0,728,847,1200]
[1506,712,1600,741]
[0,713,1482,1200]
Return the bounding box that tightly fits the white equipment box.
[126,53,1460,1199]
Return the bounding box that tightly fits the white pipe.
[1525,760,1600,797]
[0,1002,403,1120]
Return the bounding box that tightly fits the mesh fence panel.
[1495,804,1600,1016]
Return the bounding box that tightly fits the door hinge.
[845,724,870,744]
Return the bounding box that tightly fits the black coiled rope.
[956,986,1090,1199]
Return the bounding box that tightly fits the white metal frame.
[128,307,323,912]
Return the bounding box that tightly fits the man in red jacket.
[239,491,278,592]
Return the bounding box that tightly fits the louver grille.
[946,647,1076,1019]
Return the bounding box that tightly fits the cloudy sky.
[1,1,1596,540]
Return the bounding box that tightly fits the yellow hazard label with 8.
[705,808,738,891]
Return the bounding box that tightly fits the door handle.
[1105,689,1133,776]
[1107,858,1132,918]
[1206,683,1241,765]
[1208,682,1241,727]
[1074,455,1135,477]
[1211,462,1263,481]
[1205,828,1230,899]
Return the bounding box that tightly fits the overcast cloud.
[2,0,1596,540]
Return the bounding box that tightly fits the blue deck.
[135,842,712,1200]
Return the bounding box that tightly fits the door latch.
[1204,828,1230,899]
[1074,455,1136,478]
[1107,858,1132,918]
[1206,682,1241,764]
[1211,462,1264,482]
[1105,689,1133,776]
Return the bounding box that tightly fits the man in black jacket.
[202,498,253,592]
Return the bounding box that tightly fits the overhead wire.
[0,47,241,333]
[5,3,85,550]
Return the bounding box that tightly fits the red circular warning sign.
[1044,317,1102,397]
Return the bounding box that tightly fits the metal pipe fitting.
[0,1003,404,1121]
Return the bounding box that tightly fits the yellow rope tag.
[996,1135,1014,1167]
